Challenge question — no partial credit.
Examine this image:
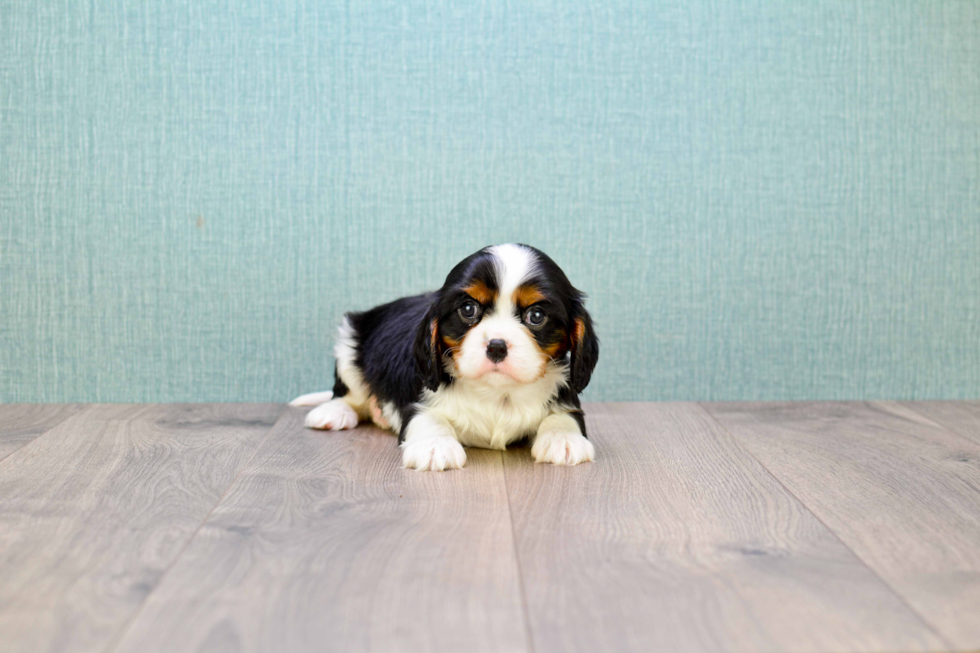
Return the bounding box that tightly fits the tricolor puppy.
[290,244,599,471]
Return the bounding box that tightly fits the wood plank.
[0,404,84,462]
[904,400,980,446]
[0,403,282,653]
[503,402,944,653]
[111,406,529,653]
[704,401,980,650]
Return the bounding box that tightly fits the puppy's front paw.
[304,399,359,430]
[532,430,595,466]
[402,437,467,471]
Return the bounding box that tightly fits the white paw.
[304,399,359,430]
[289,390,335,407]
[532,430,595,466]
[401,436,467,471]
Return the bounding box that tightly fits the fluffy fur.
[292,244,599,471]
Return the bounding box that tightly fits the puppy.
[290,243,599,471]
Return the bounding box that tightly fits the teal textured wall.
[1,1,978,403]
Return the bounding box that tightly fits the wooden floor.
[1,402,979,653]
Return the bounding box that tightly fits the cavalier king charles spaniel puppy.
[290,243,599,471]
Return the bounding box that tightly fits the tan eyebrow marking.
[513,284,545,307]
[463,280,496,305]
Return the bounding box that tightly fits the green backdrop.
[1,1,978,403]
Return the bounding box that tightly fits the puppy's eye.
[458,301,481,324]
[524,306,547,327]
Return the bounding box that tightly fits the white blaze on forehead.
[488,244,537,314]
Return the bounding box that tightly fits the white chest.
[423,371,565,450]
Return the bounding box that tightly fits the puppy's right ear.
[414,307,444,392]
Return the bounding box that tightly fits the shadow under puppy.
[291,243,599,471]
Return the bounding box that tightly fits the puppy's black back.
[346,292,435,411]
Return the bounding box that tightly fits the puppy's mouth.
[479,373,520,388]
[471,360,545,386]
[484,364,521,381]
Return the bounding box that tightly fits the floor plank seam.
[898,402,980,451]
[695,402,956,652]
[101,403,288,653]
[0,405,83,466]
[501,450,536,653]
[0,439,46,466]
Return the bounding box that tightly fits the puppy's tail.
[288,390,334,407]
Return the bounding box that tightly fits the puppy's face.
[415,244,598,393]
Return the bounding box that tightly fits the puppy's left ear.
[569,297,599,393]
[414,307,445,392]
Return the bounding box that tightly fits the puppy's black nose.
[486,339,508,363]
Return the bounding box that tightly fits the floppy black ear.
[414,306,445,392]
[569,299,599,393]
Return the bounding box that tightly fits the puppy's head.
[415,244,598,393]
